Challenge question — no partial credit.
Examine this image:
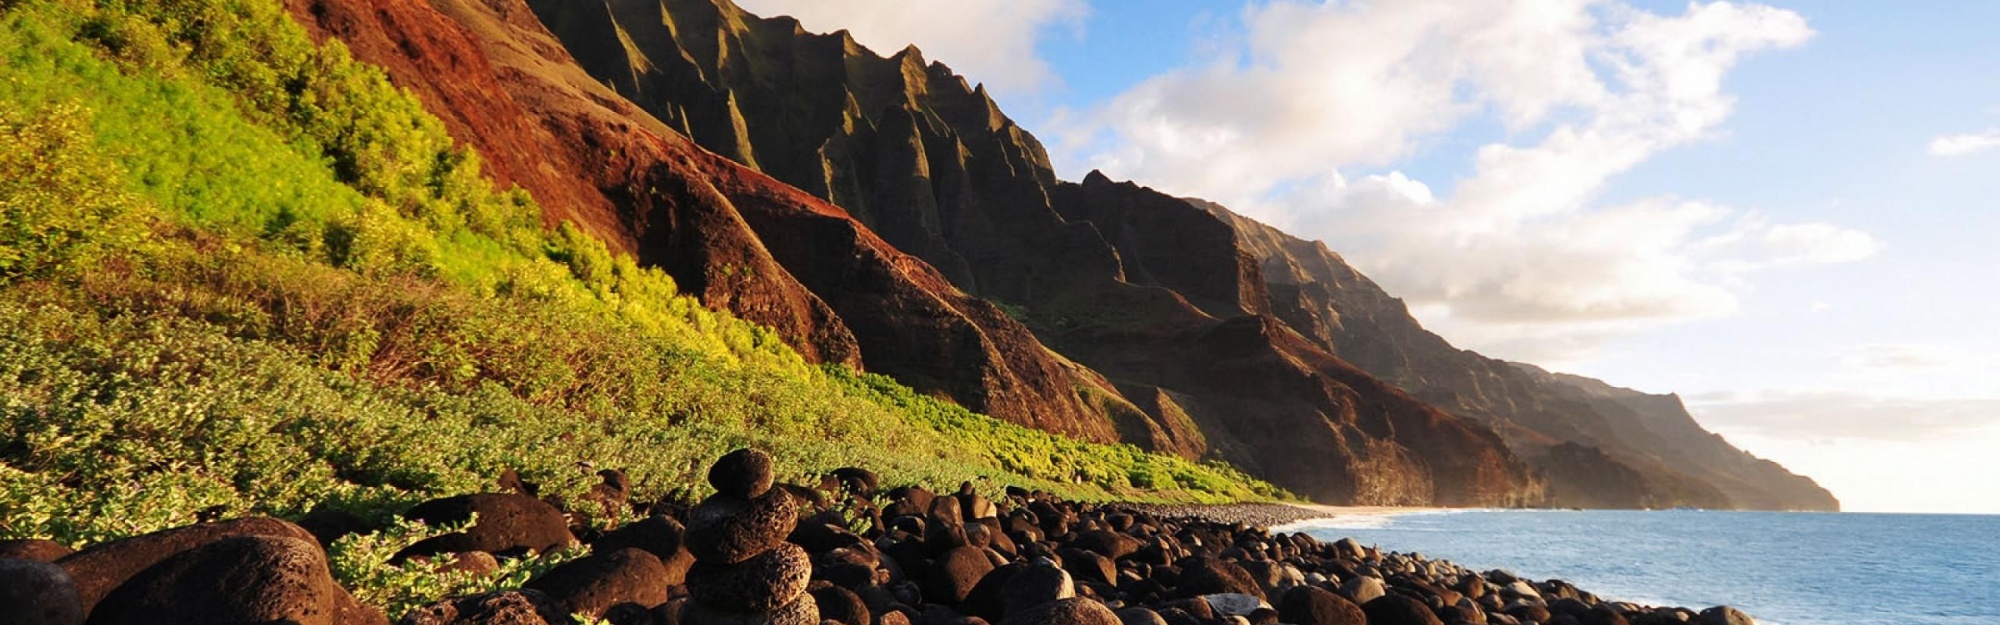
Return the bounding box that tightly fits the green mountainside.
[0,0,1285,548]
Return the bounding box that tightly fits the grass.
[0,0,1287,562]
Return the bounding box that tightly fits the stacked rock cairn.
[681,448,817,625]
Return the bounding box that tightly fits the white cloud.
[730,0,1085,95]
[1051,1,1873,361]
[1928,129,2000,157]
[1689,390,2000,442]
[1840,343,1959,371]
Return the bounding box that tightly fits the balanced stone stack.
[680,449,817,625]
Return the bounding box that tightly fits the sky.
[732,0,2000,515]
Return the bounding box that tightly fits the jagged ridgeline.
[525,0,1834,510]
[0,0,1293,546]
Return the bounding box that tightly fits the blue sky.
[735,0,2000,514]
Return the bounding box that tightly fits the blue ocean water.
[1282,510,1999,625]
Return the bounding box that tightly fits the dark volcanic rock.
[1001,562,1077,616]
[684,491,796,565]
[810,585,872,625]
[85,535,363,625]
[708,448,776,499]
[1277,585,1365,625]
[56,516,316,613]
[525,547,672,617]
[686,542,812,612]
[928,545,998,605]
[0,559,84,625]
[1363,594,1446,625]
[1173,557,1265,601]
[401,589,577,625]
[593,515,695,585]
[398,494,576,559]
[1695,606,1755,625]
[680,594,819,625]
[999,597,1121,625]
[0,540,74,562]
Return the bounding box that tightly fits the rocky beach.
[0,450,1757,625]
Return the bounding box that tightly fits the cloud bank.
[731,0,1085,95]
[1929,129,2000,157]
[1053,0,1876,361]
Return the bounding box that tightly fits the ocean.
[1280,510,1999,625]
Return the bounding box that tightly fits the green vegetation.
[328,515,588,617]
[0,0,1285,557]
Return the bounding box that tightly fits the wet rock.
[525,547,672,617]
[86,535,366,625]
[0,559,83,625]
[57,517,316,613]
[0,540,74,562]
[686,543,812,613]
[685,491,797,565]
[1276,585,1365,625]
[709,448,776,499]
[398,494,577,559]
[998,597,1120,625]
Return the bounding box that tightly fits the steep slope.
[519,0,1544,505]
[1199,202,1839,511]
[1524,366,1840,510]
[283,0,1127,441]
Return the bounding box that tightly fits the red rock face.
[283,0,1124,443]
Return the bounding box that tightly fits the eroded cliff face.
[1199,202,1839,511]
[515,0,1546,506]
[283,0,1128,443]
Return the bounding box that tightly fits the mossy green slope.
[0,0,1286,547]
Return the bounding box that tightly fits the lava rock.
[525,547,672,617]
[1695,606,1754,625]
[1276,585,1365,625]
[1363,594,1446,625]
[684,491,797,565]
[810,585,872,625]
[86,535,364,625]
[999,597,1121,625]
[927,544,998,605]
[398,494,577,559]
[680,594,819,625]
[1339,575,1386,604]
[686,542,812,612]
[709,449,776,499]
[0,540,74,562]
[594,515,695,585]
[56,516,316,613]
[1173,558,1266,600]
[0,559,84,625]
[1001,561,1077,615]
[400,589,576,625]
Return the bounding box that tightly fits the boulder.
[57,517,315,612]
[1114,607,1169,625]
[708,449,776,499]
[594,515,695,585]
[810,585,872,625]
[999,597,1121,625]
[1363,594,1445,625]
[0,540,74,562]
[1173,558,1265,600]
[0,559,84,625]
[398,494,577,559]
[525,547,672,617]
[1339,575,1386,604]
[1276,585,1365,625]
[927,545,998,605]
[85,535,356,625]
[685,542,812,612]
[400,589,577,625]
[1001,562,1077,615]
[684,491,797,565]
[1202,593,1268,617]
[1695,606,1755,625]
[679,594,819,625]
